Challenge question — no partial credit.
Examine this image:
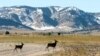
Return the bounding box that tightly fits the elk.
[14,42,24,51]
[46,40,58,50]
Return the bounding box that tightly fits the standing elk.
[14,42,24,51]
[46,40,58,50]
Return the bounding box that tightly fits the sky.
[0,0,99,12]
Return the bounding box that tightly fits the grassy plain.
[0,34,100,44]
[0,34,100,56]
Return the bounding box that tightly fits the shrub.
[5,31,10,35]
[58,32,61,35]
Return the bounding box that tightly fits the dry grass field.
[0,34,100,43]
[0,34,100,56]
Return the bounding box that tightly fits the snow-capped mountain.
[0,6,100,31]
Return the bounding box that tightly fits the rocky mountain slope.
[0,6,100,31]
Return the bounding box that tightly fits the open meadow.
[0,33,100,56]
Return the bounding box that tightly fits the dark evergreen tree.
[58,32,61,36]
[5,31,10,35]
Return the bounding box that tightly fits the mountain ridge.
[0,6,100,31]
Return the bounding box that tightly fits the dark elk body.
[14,42,24,51]
[46,40,58,49]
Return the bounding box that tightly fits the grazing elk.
[46,40,58,50]
[14,42,24,51]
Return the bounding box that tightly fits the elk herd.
[13,40,58,52]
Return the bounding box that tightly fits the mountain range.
[0,6,100,31]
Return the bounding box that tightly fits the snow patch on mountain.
[67,7,79,11]
[97,17,100,20]
[30,26,55,30]
[36,8,43,14]
[96,17,100,24]
[53,6,63,11]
